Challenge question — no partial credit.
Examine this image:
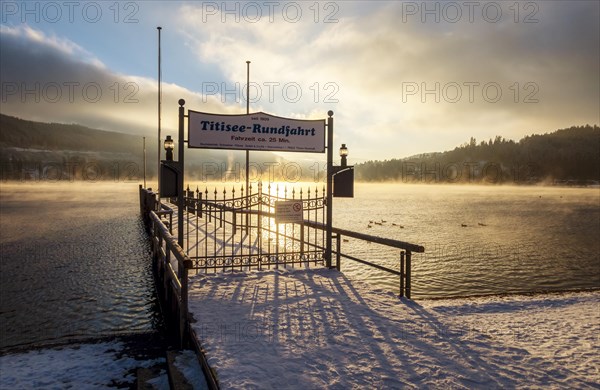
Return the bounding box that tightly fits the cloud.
[0,24,236,138]
[0,24,98,64]
[177,1,599,160]
[1,0,598,161]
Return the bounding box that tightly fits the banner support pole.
[326,110,334,268]
[246,61,251,229]
[178,99,185,248]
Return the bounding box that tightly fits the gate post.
[325,110,334,268]
[258,183,263,259]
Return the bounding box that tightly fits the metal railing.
[140,183,424,390]
[180,184,424,298]
[325,224,424,299]
[200,209,423,298]
[141,185,425,303]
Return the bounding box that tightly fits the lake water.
[1,182,598,350]
[0,182,159,350]
[333,183,600,298]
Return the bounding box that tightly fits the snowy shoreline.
[0,333,168,389]
[414,286,600,302]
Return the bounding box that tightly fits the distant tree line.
[2,114,598,184]
[355,125,600,184]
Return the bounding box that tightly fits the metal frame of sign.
[187,110,326,153]
[172,100,335,268]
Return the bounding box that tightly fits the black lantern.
[164,135,174,161]
[339,143,348,167]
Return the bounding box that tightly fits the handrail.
[337,251,401,276]
[174,187,424,298]
[303,220,425,253]
[140,186,220,388]
[148,209,192,348]
[197,200,425,253]
[150,211,193,270]
[195,198,422,298]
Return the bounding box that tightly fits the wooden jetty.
[139,184,424,389]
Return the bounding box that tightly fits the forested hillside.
[0,114,148,181]
[0,114,144,153]
[0,114,287,181]
[355,125,600,184]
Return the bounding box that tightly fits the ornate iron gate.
[181,182,327,272]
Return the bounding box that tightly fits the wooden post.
[180,260,190,349]
[400,251,405,297]
[335,233,341,271]
[406,250,412,299]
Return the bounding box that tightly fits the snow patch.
[0,341,164,389]
[173,350,209,390]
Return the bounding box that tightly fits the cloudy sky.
[1,1,598,162]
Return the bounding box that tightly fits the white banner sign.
[188,110,325,153]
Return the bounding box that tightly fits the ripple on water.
[0,183,157,350]
[334,184,600,299]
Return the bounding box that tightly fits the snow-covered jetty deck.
[188,269,599,388]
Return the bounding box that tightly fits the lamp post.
[164,135,174,161]
[339,144,348,167]
[331,142,354,270]
[332,143,354,197]
[143,136,147,188]
[245,60,250,195]
[159,99,185,249]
